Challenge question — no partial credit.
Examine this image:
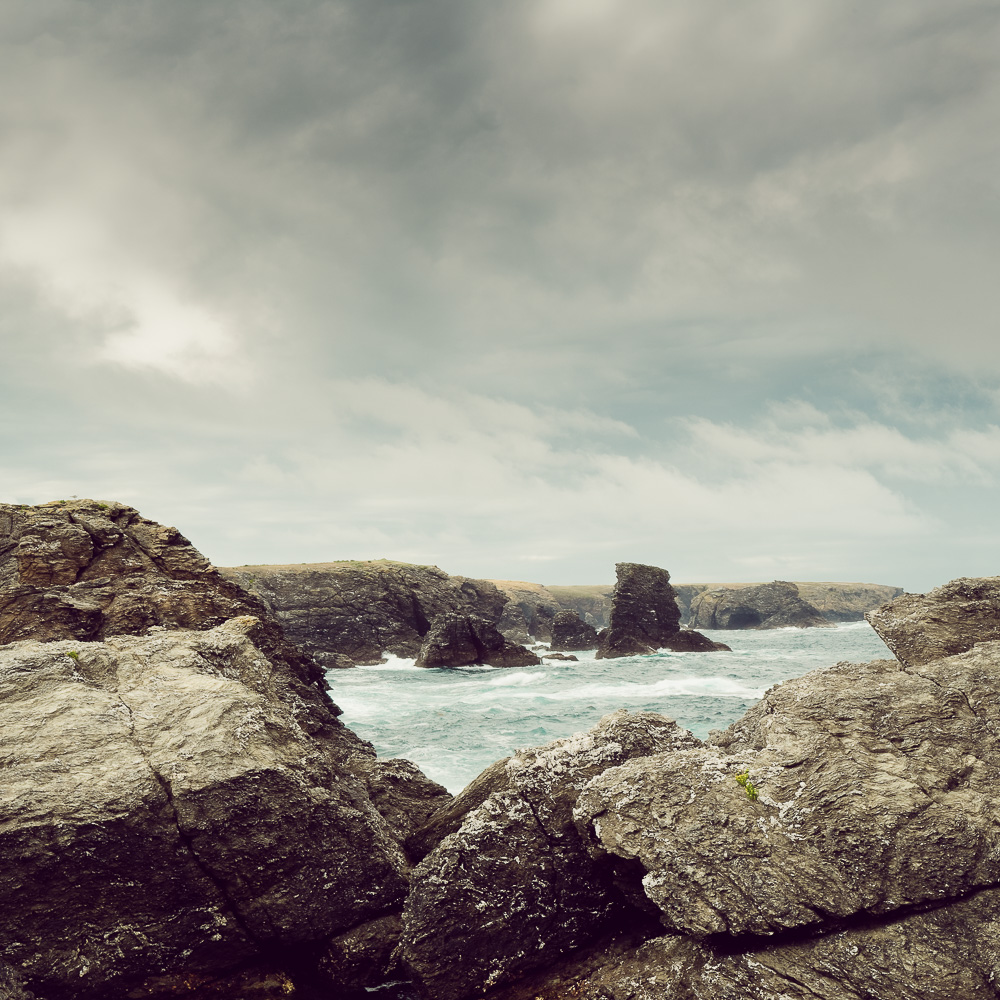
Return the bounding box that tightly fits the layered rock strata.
[415,613,540,668]
[687,579,832,630]
[221,561,507,666]
[595,562,728,658]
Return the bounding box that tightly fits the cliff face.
[688,580,832,630]
[676,580,903,624]
[221,561,507,666]
[0,500,453,999]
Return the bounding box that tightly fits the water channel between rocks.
[328,621,892,794]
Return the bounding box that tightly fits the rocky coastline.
[1,499,993,999]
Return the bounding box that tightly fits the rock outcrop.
[489,581,563,641]
[221,561,507,666]
[415,613,541,668]
[397,638,1000,999]
[398,711,698,999]
[0,619,411,1000]
[497,600,532,644]
[687,579,832,630]
[595,562,728,658]
[866,576,1000,667]
[549,609,599,650]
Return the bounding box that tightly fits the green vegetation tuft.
[66,651,80,662]
[735,770,759,801]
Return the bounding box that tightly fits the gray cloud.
[2,0,999,591]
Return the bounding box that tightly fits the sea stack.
[595,562,729,658]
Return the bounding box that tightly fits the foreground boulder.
[687,580,831,630]
[549,609,599,650]
[0,619,411,1000]
[595,562,728,658]
[398,711,699,999]
[866,576,1000,667]
[415,613,540,668]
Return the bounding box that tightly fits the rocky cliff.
[0,500,452,998]
[221,560,507,666]
[688,579,832,629]
[395,577,1000,999]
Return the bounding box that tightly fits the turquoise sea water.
[328,621,892,793]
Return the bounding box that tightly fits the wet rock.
[688,580,831,630]
[0,619,409,1000]
[866,576,1000,667]
[595,562,722,658]
[415,614,540,668]
[397,711,700,999]
[318,913,403,990]
[549,610,599,650]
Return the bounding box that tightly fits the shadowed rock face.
[415,613,540,668]
[549,609,599,650]
[688,580,831,630]
[497,601,532,644]
[866,576,1000,667]
[0,619,411,1000]
[221,562,508,666]
[595,562,727,658]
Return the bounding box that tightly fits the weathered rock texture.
[866,576,1000,667]
[595,562,727,658]
[415,613,540,668]
[489,581,563,641]
[221,561,507,666]
[687,579,832,630]
[497,601,531,644]
[398,711,699,999]
[549,609,599,650]
[0,619,411,1000]
[397,580,1000,1000]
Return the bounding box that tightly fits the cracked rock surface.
[397,710,700,999]
[0,619,410,999]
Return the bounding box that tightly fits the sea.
[327,621,892,794]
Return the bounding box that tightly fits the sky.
[2,0,999,592]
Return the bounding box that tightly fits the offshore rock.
[398,711,700,1000]
[688,580,831,630]
[415,613,540,668]
[549,610,599,651]
[489,581,562,641]
[0,619,410,1000]
[221,560,507,666]
[866,576,1000,667]
[497,600,532,645]
[595,562,724,658]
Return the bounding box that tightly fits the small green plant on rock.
[735,770,759,801]
[66,651,80,662]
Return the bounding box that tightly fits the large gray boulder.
[0,619,411,1000]
[398,711,699,999]
[866,576,1000,667]
[415,613,540,668]
[688,580,831,630]
[595,562,728,658]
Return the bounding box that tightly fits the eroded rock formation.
[595,562,728,658]
[221,560,507,666]
[415,613,540,668]
[866,576,1000,666]
[687,579,832,630]
[549,609,599,650]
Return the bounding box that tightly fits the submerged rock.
[866,576,1000,667]
[687,580,831,629]
[415,613,540,668]
[549,609,599,650]
[595,562,727,658]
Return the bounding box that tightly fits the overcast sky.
[2,0,999,592]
